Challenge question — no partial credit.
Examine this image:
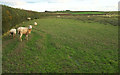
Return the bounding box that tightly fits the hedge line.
[2,5,48,34]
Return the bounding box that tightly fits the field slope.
[2,17,118,73]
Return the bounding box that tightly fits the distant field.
[2,16,118,73]
[49,11,107,15]
[71,12,105,14]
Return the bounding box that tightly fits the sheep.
[87,15,90,18]
[9,29,16,38]
[108,15,111,18]
[17,25,32,41]
[27,17,31,21]
[57,15,60,18]
[34,22,37,26]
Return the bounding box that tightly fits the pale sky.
[0,0,119,12]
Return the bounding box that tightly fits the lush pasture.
[2,16,118,73]
[59,15,118,26]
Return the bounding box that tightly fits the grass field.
[51,11,106,15]
[2,16,118,73]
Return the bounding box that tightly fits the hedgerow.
[2,5,47,34]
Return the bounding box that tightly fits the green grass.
[2,17,118,73]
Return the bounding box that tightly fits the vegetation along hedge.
[2,5,48,34]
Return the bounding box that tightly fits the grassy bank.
[2,5,48,34]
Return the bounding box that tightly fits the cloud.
[0,0,26,6]
[0,0,119,11]
[47,0,70,3]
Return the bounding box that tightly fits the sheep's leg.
[26,35,28,40]
[9,33,13,39]
[11,34,13,39]
[12,33,15,38]
[13,34,14,38]
[17,31,19,35]
[13,34,15,38]
[9,33,12,38]
[9,33,11,36]
[14,34,16,38]
[20,33,23,41]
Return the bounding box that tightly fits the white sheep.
[9,29,16,38]
[17,25,32,41]
[87,15,90,17]
[57,15,60,18]
[27,17,31,21]
[34,22,37,26]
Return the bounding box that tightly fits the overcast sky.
[0,0,119,12]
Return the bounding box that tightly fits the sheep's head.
[28,25,32,34]
[28,25,32,29]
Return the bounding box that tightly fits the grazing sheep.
[27,17,31,21]
[9,29,16,38]
[34,22,37,26]
[108,16,111,18]
[87,15,90,17]
[57,15,60,18]
[17,25,32,41]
